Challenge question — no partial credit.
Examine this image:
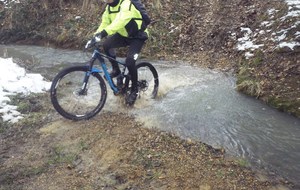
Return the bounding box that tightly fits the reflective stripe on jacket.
[96,0,148,38]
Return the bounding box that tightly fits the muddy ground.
[0,0,299,189]
[0,94,295,190]
[1,0,299,117]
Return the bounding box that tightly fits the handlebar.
[85,36,101,49]
[83,36,116,64]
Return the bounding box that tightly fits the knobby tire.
[50,66,107,120]
[136,62,159,99]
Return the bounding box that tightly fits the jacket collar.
[108,0,119,7]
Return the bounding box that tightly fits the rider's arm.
[95,7,111,34]
[101,0,133,36]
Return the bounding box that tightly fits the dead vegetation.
[1,0,298,116]
[0,1,299,189]
[0,96,293,189]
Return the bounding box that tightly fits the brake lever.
[84,36,102,50]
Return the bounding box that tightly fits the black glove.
[95,30,108,38]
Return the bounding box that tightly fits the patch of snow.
[235,0,300,58]
[245,52,254,59]
[278,41,300,50]
[0,57,51,123]
[0,0,20,8]
[236,28,264,51]
[267,8,278,16]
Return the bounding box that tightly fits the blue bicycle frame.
[87,48,126,94]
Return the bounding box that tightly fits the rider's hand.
[85,30,107,49]
[85,39,93,49]
[95,30,108,39]
[94,36,101,43]
[85,35,101,49]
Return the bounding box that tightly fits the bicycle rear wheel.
[136,62,159,99]
[50,66,107,120]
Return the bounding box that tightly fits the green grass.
[79,139,89,151]
[236,80,262,98]
[267,97,300,117]
[236,158,250,168]
[48,146,78,165]
[0,121,9,134]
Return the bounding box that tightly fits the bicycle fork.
[79,72,90,95]
[78,55,97,95]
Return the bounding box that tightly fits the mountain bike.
[50,37,159,121]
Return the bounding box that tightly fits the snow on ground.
[0,0,299,121]
[0,57,51,123]
[0,0,19,8]
[235,0,300,59]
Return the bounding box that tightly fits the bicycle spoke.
[136,62,159,99]
[51,66,107,120]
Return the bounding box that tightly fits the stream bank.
[0,45,298,189]
[0,0,299,117]
[0,93,294,189]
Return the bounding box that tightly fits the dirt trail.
[0,95,294,189]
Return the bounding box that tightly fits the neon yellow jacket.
[96,0,148,38]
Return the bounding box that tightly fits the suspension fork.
[79,57,96,95]
[79,73,90,95]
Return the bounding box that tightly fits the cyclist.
[94,0,149,105]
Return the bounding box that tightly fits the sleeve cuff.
[100,30,108,38]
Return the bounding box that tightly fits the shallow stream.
[0,45,299,187]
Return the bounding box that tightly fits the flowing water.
[1,45,299,186]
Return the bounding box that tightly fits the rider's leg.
[125,38,146,105]
[102,34,127,78]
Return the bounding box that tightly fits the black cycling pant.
[102,33,146,89]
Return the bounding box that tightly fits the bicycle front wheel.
[136,62,159,99]
[50,66,107,120]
